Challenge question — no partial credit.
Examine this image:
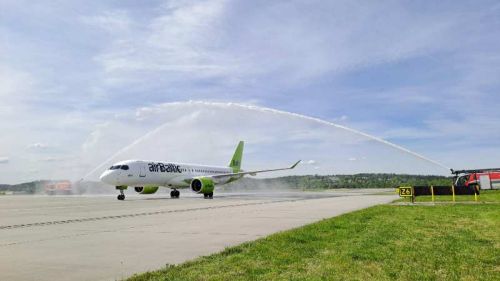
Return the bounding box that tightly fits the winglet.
[290,160,301,169]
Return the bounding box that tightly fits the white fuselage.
[99,160,233,188]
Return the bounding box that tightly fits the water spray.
[224,102,451,171]
[83,100,450,180]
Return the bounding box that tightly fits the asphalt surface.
[0,190,396,281]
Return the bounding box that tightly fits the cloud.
[0,157,9,164]
[333,115,349,123]
[27,143,49,150]
[89,0,461,92]
[93,0,229,82]
[80,10,132,33]
[0,65,35,105]
[38,156,78,163]
[41,157,61,162]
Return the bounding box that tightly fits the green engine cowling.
[134,185,159,194]
[190,177,215,194]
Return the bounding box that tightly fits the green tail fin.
[229,141,244,172]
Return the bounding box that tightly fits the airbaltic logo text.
[148,162,181,173]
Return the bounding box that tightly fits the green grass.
[129,192,500,281]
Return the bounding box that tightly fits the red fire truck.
[452,168,500,190]
[45,180,72,195]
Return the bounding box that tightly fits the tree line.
[226,174,452,190]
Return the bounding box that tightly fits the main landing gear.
[117,189,125,201]
[170,189,180,198]
[203,192,213,199]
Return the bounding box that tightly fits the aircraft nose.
[99,171,113,184]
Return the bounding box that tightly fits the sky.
[1,0,500,183]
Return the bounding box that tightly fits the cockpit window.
[120,165,129,170]
[109,165,121,170]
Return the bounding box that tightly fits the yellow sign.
[399,187,413,197]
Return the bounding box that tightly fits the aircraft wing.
[212,160,301,179]
[181,160,301,185]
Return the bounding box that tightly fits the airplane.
[99,141,301,200]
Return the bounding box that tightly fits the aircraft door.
[139,164,147,177]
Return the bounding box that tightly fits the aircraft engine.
[134,186,159,194]
[190,177,215,194]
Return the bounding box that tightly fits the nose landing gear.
[117,189,125,200]
[170,189,180,198]
[203,192,213,199]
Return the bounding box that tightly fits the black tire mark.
[0,198,307,230]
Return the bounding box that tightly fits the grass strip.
[129,192,500,281]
